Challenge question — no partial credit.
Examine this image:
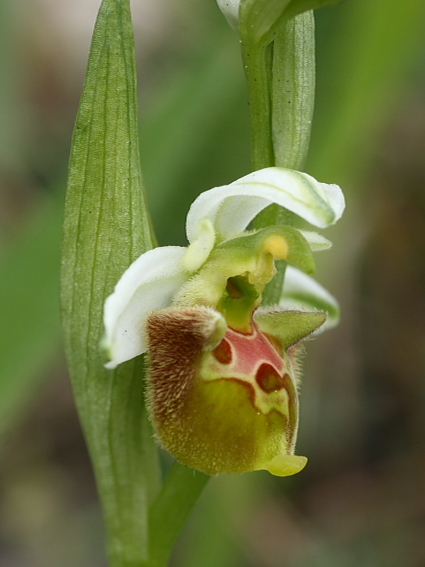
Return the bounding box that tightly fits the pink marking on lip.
[224,322,285,376]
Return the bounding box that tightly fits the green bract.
[103,166,344,475]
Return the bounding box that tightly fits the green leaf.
[60,0,159,565]
[272,11,315,171]
[240,40,275,170]
[240,10,316,173]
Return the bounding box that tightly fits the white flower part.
[183,218,216,273]
[103,246,187,369]
[186,167,345,244]
[299,230,332,251]
[216,0,240,29]
[280,265,340,329]
[104,168,345,369]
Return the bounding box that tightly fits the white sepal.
[280,265,340,329]
[103,246,187,369]
[186,167,345,244]
[216,0,240,29]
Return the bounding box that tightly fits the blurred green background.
[1,0,425,565]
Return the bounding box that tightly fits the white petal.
[186,168,345,243]
[216,0,240,29]
[183,218,216,272]
[299,230,332,251]
[280,265,340,329]
[103,246,187,368]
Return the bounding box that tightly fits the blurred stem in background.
[0,199,62,438]
[308,0,425,186]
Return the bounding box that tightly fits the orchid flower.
[103,167,344,477]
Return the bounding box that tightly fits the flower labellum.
[103,167,345,476]
[147,302,325,476]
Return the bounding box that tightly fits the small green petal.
[255,308,326,348]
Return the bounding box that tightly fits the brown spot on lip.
[256,363,287,393]
[213,338,232,364]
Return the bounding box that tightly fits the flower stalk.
[234,3,317,304]
[239,4,315,173]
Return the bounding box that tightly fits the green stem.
[148,463,210,567]
[241,41,275,170]
[243,12,316,306]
